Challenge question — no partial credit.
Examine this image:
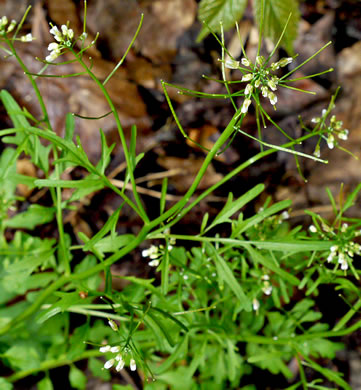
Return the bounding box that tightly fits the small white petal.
[309,225,317,233]
[108,320,118,331]
[130,359,137,371]
[262,285,272,295]
[279,57,293,67]
[46,51,59,62]
[225,58,240,69]
[281,211,289,220]
[267,79,277,91]
[149,259,160,267]
[142,249,150,257]
[327,134,335,149]
[261,86,268,98]
[268,92,277,105]
[241,98,251,114]
[245,83,253,96]
[241,58,250,67]
[61,25,68,35]
[110,346,120,353]
[50,25,60,36]
[252,298,260,311]
[340,260,348,270]
[256,56,265,66]
[104,359,115,369]
[48,42,59,51]
[116,359,125,371]
[99,345,111,353]
[20,33,33,42]
[241,73,253,82]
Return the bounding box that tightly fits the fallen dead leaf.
[86,0,197,64]
[156,155,223,192]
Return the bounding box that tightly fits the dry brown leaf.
[16,159,36,197]
[157,156,223,192]
[87,0,197,64]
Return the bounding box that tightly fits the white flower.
[270,62,279,71]
[225,58,240,69]
[110,346,120,353]
[142,245,159,259]
[245,83,253,96]
[252,298,260,311]
[50,25,62,41]
[0,16,8,29]
[309,225,317,233]
[340,259,348,270]
[279,57,293,67]
[241,98,251,114]
[148,259,160,267]
[61,24,69,37]
[116,358,125,372]
[313,145,320,158]
[108,319,118,332]
[48,42,59,51]
[338,129,348,140]
[130,359,137,371]
[254,79,261,88]
[262,283,272,295]
[268,92,277,106]
[261,86,268,98]
[46,51,60,62]
[327,134,335,149]
[267,79,277,91]
[256,56,265,66]
[99,345,111,353]
[104,359,115,369]
[241,57,250,67]
[241,73,253,82]
[281,211,289,220]
[20,33,33,42]
[7,19,16,33]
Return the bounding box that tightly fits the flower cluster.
[46,24,74,62]
[225,55,293,114]
[261,274,273,295]
[0,16,32,41]
[311,109,349,157]
[99,320,137,373]
[0,16,15,35]
[142,239,176,267]
[309,222,361,271]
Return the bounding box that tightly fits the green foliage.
[254,0,300,54]
[197,0,300,54]
[197,0,247,41]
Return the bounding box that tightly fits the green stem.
[72,49,149,224]
[333,298,361,331]
[0,106,242,335]
[5,38,70,274]
[148,128,326,237]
